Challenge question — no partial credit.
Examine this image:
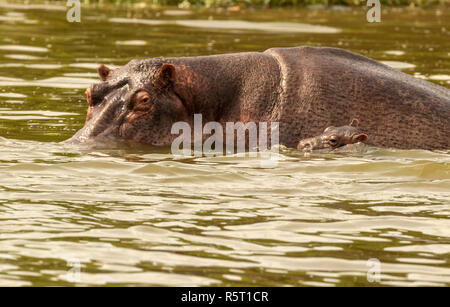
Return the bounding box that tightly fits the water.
[0,2,449,286]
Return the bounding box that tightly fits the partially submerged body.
[297,118,368,152]
[66,46,450,150]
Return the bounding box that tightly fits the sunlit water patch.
[0,92,26,98]
[162,10,193,17]
[0,138,449,286]
[109,18,341,33]
[0,11,37,24]
[384,50,405,56]
[0,2,65,11]
[115,40,148,46]
[0,77,98,89]
[381,61,416,70]
[3,54,45,60]
[0,45,48,53]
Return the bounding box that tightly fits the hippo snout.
[297,137,322,152]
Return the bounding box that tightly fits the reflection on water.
[380,60,416,70]
[0,2,449,286]
[0,45,49,52]
[115,40,148,46]
[0,138,449,286]
[0,77,98,88]
[109,18,341,33]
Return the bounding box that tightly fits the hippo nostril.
[89,83,110,106]
[300,142,312,152]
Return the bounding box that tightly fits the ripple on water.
[108,18,341,34]
[381,60,416,70]
[428,75,450,81]
[69,63,120,70]
[0,63,64,69]
[0,110,78,121]
[384,50,405,56]
[0,93,27,98]
[0,3,65,11]
[0,14,38,24]
[162,10,193,17]
[0,136,449,287]
[0,45,49,52]
[115,40,147,46]
[0,77,98,89]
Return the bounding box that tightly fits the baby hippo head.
[297,118,368,152]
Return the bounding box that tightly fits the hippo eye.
[138,92,150,103]
[327,135,339,147]
[130,90,152,111]
[134,90,151,104]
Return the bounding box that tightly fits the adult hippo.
[66,46,450,150]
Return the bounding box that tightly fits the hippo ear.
[353,133,368,143]
[154,63,176,88]
[324,126,335,132]
[349,118,360,127]
[98,64,111,81]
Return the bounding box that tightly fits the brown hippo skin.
[66,46,450,150]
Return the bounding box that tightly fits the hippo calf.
[66,46,450,150]
[297,118,368,152]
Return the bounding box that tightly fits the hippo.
[66,46,450,150]
[297,118,368,152]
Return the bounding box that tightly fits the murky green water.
[0,2,449,286]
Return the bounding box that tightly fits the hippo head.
[297,118,368,152]
[66,59,192,146]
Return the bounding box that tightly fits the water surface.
[0,2,449,286]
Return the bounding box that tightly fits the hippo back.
[264,46,450,150]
